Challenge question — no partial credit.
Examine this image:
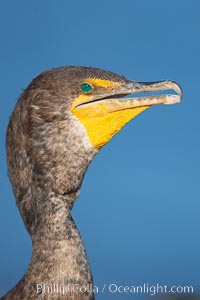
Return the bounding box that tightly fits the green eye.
[81,83,93,93]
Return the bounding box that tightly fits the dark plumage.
[3,66,182,300]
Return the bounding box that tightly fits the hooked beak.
[89,80,182,112]
[73,80,182,113]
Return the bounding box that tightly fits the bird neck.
[19,193,94,300]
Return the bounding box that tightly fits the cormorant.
[3,66,182,300]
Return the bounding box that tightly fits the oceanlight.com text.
[24,282,194,296]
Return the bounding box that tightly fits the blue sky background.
[0,1,200,299]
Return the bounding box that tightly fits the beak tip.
[164,94,182,105]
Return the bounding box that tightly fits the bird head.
[28,66,182,150]
[6,66,182,233]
